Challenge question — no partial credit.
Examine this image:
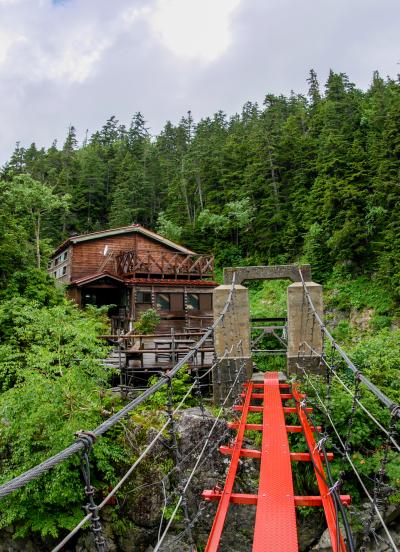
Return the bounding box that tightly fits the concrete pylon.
[287,281,324,376]
[212,285,252,405]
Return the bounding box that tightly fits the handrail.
[298,268,400,418]
[115,250,214,278]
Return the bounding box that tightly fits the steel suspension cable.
[298,365,399,552]
[300,341,400,451]
[153,359,247,552]
[298,269,400,418]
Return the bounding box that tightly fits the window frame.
[136,291,152,304]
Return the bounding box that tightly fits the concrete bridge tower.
[212,265,324,403]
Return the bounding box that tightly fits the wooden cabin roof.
[74,271,126,287]
[52,224,196,257]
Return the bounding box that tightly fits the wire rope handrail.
[297,363,399,552]
[298,268,400,418]
[299,341,400,451]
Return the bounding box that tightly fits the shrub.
[133,308,160,334]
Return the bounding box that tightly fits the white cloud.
[40,31,112,84]
[0,29,26,65]
[149,0,241,62]
[0,0,399,166]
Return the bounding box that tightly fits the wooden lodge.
[48,224,217,334]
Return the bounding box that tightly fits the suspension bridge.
[0,265,399,551]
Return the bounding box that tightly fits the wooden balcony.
[116,250,214,280]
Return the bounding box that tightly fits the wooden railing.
[115,250,214,279]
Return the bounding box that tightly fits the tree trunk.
[180,159,192,224]
[35,215,41,269]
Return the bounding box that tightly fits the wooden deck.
[102,330,215,390]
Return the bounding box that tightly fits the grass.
[248,280,288,318]
[325,274,394,314]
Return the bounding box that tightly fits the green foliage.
[197,209,229,236]
[350,328,400,403]
[1,267,65,306]
[2,175,69,269]
[331,320,353,343]
[156,211,183,243]
[144,367,195,411]
[249,280,288,318]
[133,308,160,334]
[1,72,400,304]
[302,223,331,281]
[0,293,129,537]
[326,275,394,314]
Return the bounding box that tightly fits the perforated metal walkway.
[202,372,350,551]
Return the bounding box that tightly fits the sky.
[0,0,399,164]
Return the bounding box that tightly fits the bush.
[133,308,160,334]
[0,297,128,537]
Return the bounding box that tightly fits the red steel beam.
[202,490,351,507]
[233,405,313,413]
[293,384,347,552]
[240,392,305,400]
[252,372,299,551]
[219,445,333,462]
[243,383,290,389]
[227,422,322,433]
[204,381,254,552]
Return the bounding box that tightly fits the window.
[84,293,97,306]
[137,291,152,303]
[156,293,170,311]
[62,266,67,276]
[187,293,200,310]
[54,257,59,266]
[62,251,68,262]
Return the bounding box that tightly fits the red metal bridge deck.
[202,372,350,551]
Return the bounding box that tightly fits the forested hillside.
[0,70,400,548]
[1,69,400,299]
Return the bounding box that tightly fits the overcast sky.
[0,0,399,164]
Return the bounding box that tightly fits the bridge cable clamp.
[75,430,106,552]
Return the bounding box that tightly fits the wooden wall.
[69,232,186,281]
[70,234,137,281]
[132,284,214,333]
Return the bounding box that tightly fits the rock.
[310,527,332,551]
[0,525,56,552]
[171,407,257,551]
[116,525,157,552]
[297,512,325,551]
[349,307,373,331]
[149,534,193,551]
